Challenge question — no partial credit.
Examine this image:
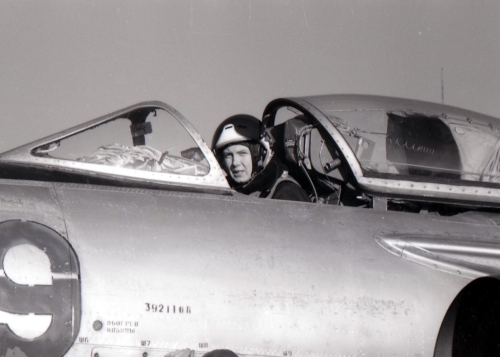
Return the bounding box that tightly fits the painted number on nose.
[0,221,81,357]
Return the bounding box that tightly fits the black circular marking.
[93,320,103,331]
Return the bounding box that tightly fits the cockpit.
[1,95,500,215]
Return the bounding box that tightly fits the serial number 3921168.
[145,303,191,314]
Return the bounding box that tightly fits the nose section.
[231,153,242,167]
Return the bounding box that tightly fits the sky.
[0,0,499,152]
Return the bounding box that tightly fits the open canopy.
[264,94,500,207]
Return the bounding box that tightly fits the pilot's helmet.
[211,114,271,176]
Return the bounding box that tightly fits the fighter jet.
[0,94,499,357]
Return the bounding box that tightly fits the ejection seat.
[265,116,356,205]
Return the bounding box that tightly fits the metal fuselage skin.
[0,178,493,357]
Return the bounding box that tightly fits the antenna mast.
[441,67,444,104]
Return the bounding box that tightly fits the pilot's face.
[222,144,253,183]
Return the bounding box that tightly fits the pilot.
[212,114,310,202]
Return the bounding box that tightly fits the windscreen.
[32,108,209,177]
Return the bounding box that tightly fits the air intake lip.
[375,230,500,279]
